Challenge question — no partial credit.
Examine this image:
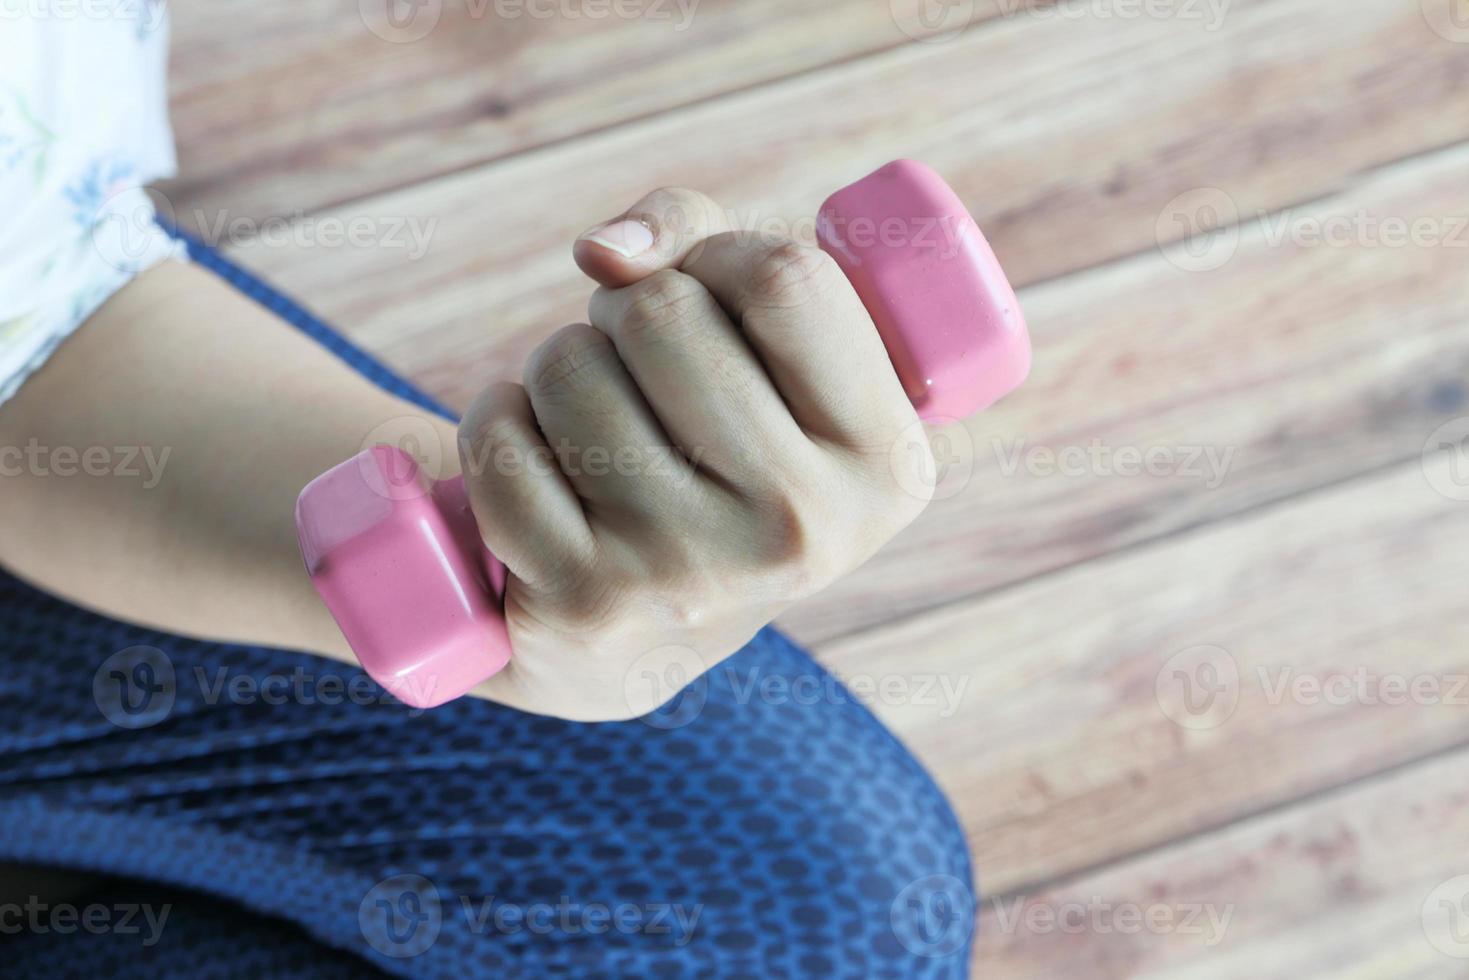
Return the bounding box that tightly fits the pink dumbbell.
[296,159,1031,709]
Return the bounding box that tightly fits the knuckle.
[525,324,614,393]
[753,484,841,600]
[639,187,694,229]
[457,385,533,477]
[638,187,720,246]
[836,419,940,514]
[475,416,525,452]
[459,415,524,476]
[460,396,524,451]
[746,242,837,309]
[617,270,708,344]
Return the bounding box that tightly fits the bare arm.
[0,258,459,664]
[1,184,941,723]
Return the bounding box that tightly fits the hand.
[459,188,937,721]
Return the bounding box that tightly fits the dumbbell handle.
[296,159,1030,709]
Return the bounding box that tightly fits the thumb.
[572,186,733,288]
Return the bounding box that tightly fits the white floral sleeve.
[0,2,184,405]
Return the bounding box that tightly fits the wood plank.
[164,0,1007,222]
[815,451,1469,899]
[972,749,1469,978]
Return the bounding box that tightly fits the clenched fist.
[459,188,938,721]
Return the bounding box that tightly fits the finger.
[588,270,807,493]
[522,322,702,517]
[457,381,595,591]
[680,234,917,448]
[573,187,733,289]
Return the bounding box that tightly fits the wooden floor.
[162,1,1469,975]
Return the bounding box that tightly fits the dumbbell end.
[295,445,511,708]
[817,158,1031,421]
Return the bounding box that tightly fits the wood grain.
[972,749,1469,978]
[164,0,1015,223]
[218,0,1469,356]
[816,451,1469,899]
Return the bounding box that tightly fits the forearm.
[0,259,458,662]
